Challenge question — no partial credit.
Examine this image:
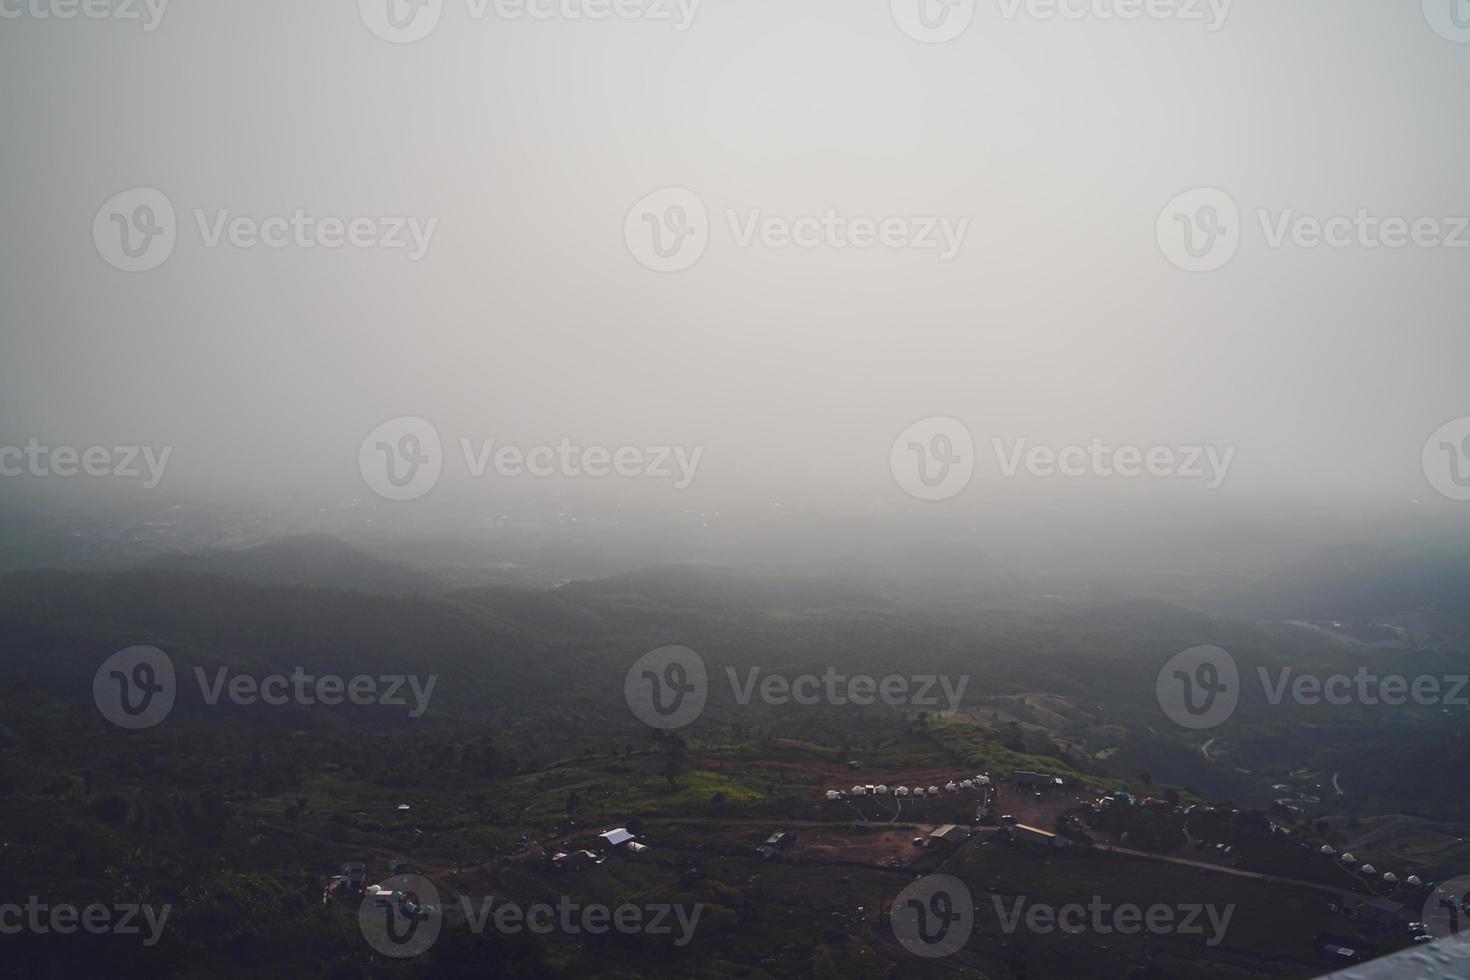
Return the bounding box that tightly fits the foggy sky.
[2,0,1469,541]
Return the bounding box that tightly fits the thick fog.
[2,0,1468,579]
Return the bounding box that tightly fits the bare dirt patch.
[788,827,936,868]
[991,784,1087,830]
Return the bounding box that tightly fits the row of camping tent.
[828,775,992,800]
[1318,846,1423,886]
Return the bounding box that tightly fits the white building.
[598,828,635,849]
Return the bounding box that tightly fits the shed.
[598,828,635,850]
[929,824,972,845]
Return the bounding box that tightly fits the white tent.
[851,785,867,796]
[1408,875,1424,887]
[961,779,975,790]
[976,775,992,785]
[1383,872,1398,883]
[1360,864,1377,875]
[876,784,889,795]
[1340,853,1357,864]
[928,786,940,796]
[826,790,842,801]
[913,787,926,798]
[895,786,910,797]
[1320,845,1336,855]
[945,781,958,793]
